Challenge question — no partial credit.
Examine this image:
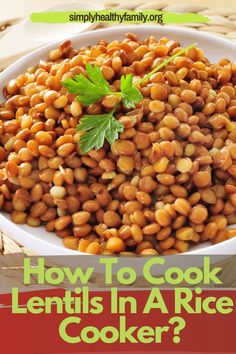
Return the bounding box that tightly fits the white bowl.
[1,25,236,256]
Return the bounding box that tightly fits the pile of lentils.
[1,33,236,256]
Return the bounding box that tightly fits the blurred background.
[1,0,236,70]
[1,0,236,22]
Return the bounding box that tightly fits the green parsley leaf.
[61,63,113,106]
[76,109,124,154]
[85,63,110,88]
[120,74,143,109]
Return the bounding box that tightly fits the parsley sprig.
[62,42,196,153]
[62,63,115,105]
[120,74,143,109]
[62,63,142,109]
[76,104,124,153]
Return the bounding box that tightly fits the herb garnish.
[76,105,124,154]
[62,63,115,105]
[120,74,143,109]
[62,42,196,153]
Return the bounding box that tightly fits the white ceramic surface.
[1,25,236,256]
[0,2,104,69]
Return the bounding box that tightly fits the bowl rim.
[1,24,236,82]
[1,24,236,256]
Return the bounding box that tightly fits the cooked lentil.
[1,33,236,255]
